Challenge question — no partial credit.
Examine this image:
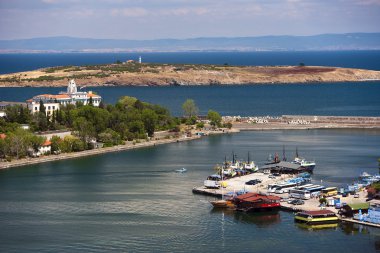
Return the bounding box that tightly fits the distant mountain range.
[0,33,380,52]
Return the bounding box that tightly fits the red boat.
[233,192,281,212]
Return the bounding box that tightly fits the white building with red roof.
[27,79,102,115]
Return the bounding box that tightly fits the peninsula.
[1,62,380,87]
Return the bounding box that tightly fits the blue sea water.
[1,51,380,117]
[1,130,380,253]
[1,83,380,117]
[1,52,380,252]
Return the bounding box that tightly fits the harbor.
[192,154,380,229]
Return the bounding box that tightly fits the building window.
[35,107,38,111]
[48,106,51,110]
[53,106,55,110]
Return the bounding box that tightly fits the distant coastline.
[1,63,380,87]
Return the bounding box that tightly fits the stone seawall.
[281,115,380,125]
[228,115,380,130]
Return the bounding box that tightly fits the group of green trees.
[0,96,178,160]
[0,96,228,161]
[181,99,224,128]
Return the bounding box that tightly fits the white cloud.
[111,8,149,17]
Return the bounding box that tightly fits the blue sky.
[0,0,380,40]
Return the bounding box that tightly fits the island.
[1,62,380,87]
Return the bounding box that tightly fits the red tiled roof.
[54,94,70,99]
[42,140,52,146]
[0,133,6,139]
[235,192,281,201]
[87,93,100,98]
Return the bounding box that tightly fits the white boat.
[175,168,187,173]
[241,152,258,172]
[244,161,259,172]
[204,175,222,189]
[359,172,372,179]
[292,148,316,171]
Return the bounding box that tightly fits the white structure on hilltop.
[139,56,142,64]
[27,79,102,115]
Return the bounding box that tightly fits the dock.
[193,172,378,228]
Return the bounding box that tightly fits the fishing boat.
[265,153,281,165]
[292,147,316,171]
[210,163,234,208]
[175,168,187,173]
[294,210,338,225]
[243,152,259,172]
[233,192,281,212]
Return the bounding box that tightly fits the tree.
[142,109,158,137]
[207,110,222,128]
[182,99,198,119]
[89,96,93,106]
[39,100,46,114]
[98,128,122,146]
[196,122,204,129]
[73,117,96,144]
[134,100,144,110]
[50,135,62,153]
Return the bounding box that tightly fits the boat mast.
[295,147,299,158]
[248,151,250,163]
[282,145,287,161]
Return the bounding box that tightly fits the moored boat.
[292,148,316,171]
[210,199,235,208]
[233,192,281,212]
[294,210,338,224]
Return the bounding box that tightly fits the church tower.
[67,79,77,94]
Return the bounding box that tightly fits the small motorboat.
[175,168,187,173]
[210,199,234,208]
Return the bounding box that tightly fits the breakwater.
[228,115,380,130]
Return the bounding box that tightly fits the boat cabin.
[295,210,338,224]
[233,192,281,212]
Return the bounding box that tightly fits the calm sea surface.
[1,51,380,116]
[1,52,380,252]
[0,130,380,252]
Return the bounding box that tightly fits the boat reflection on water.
[210,208,281,227]
[295,222,338,231]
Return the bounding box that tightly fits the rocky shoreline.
[1,64,380,87]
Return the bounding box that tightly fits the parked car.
[245,179,262,185]
[245,180,258,185]
[354,193,360,198]
[268,175,276,179]
[289,199,304,205]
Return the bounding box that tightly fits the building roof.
[298,210,336,216]
[0,133,6,139]
[42,140,52,146]
[235,192,281,202]
[260,161,301,170]
[54,94,71,99]
[347,203,370,210]
[87,93,101,98]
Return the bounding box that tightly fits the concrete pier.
[192,172,379,228]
